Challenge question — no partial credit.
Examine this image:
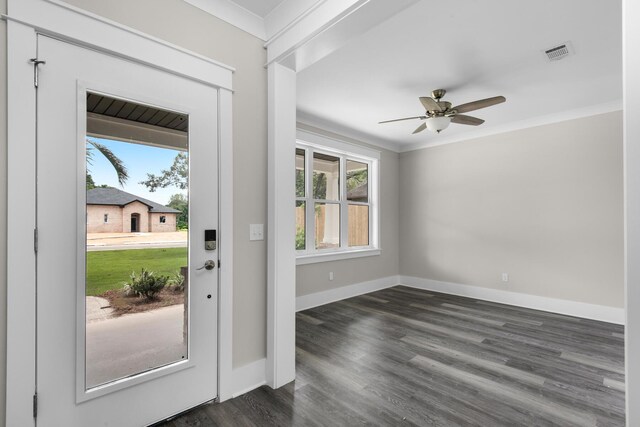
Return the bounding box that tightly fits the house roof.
[347,183,368,202]
[87,187,181,214]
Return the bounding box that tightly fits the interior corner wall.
[1,0,8,422]
[61,0,268,369]
[295,124,400,298]
[399,111,624,309]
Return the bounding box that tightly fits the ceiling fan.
[379,89,506,134]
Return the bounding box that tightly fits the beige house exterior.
[87,188,180,233]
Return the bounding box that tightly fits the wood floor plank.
[440,302,545,326]
[341,299,486,343]
[162,287,625,426]
[296,312,324,326]
[401,334,547,386]
[359,294,389,304]
[561,351,625,374]
[604,377,626,392]
[410,303,507,326]
[410,354,598,426]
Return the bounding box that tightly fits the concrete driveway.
[85,304,186,388]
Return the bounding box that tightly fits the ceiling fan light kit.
[379,89,506,135]
[426,116,451,133]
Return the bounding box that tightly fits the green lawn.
[86,247,188,296]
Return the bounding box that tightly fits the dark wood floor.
[162,286,625,426]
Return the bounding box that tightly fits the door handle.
[196,260,216,271]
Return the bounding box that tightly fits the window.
[296,136,379,264]
[159,215,166,223]
[103,214,108,223]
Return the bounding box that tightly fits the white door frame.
[4,1,234,424]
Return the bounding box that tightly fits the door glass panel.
[85,93,189,389]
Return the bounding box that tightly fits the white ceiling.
[230,0,287,17]
[296,0,622,151]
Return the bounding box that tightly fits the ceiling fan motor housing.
[431,89,446,100]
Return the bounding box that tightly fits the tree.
[346,169,367,191]
[167,193,188,229]
[140,152,188,192]
[86,173,96,190]
[86,139,129,187]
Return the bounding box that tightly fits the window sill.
[296,248,381,265]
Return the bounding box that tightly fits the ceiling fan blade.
[419,97,442,112]
[451,114,485,126]
[412,122,427,134]
[379,115,425,124]
[453,96,506,114]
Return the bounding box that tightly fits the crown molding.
[297,110,401,152]
[181,0,330,42]
[183,0,266,39]
[264,0,326,43]
[297,100,623,155]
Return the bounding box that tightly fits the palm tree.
[86,139,129,187]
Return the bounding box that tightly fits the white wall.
[399,111,624,309]
[295,124,400,297]
[62,0,268,368]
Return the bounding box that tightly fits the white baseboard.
[230,358,267,398]
[296,275,400,312]
[399,276,625,325]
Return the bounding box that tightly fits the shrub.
[124,268,168,300]
[295,226,305,250]
[169,271,186,292]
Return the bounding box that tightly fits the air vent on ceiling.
[544,42,573,61]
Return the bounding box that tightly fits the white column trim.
[266,63,297,388]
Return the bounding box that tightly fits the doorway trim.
[4,1,234,424]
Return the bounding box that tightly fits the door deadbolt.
[197,260,216,271]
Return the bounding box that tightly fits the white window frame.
[296,129,380,265]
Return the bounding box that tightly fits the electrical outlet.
[329,272,334,281]
[502,273,509,282]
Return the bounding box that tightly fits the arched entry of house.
[131,213,140,232]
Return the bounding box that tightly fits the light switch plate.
[250,224,264,241]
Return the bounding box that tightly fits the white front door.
[36,35,219,426]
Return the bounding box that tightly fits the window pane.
[313,153,340,200]
[315,203,340,249]
[348,205,369,247]
[296,148,305,198]
[347,160,368,202]
[296,201,305,250]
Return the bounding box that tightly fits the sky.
[87,137,187,206]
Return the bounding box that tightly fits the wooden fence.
[296,204,368,248]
